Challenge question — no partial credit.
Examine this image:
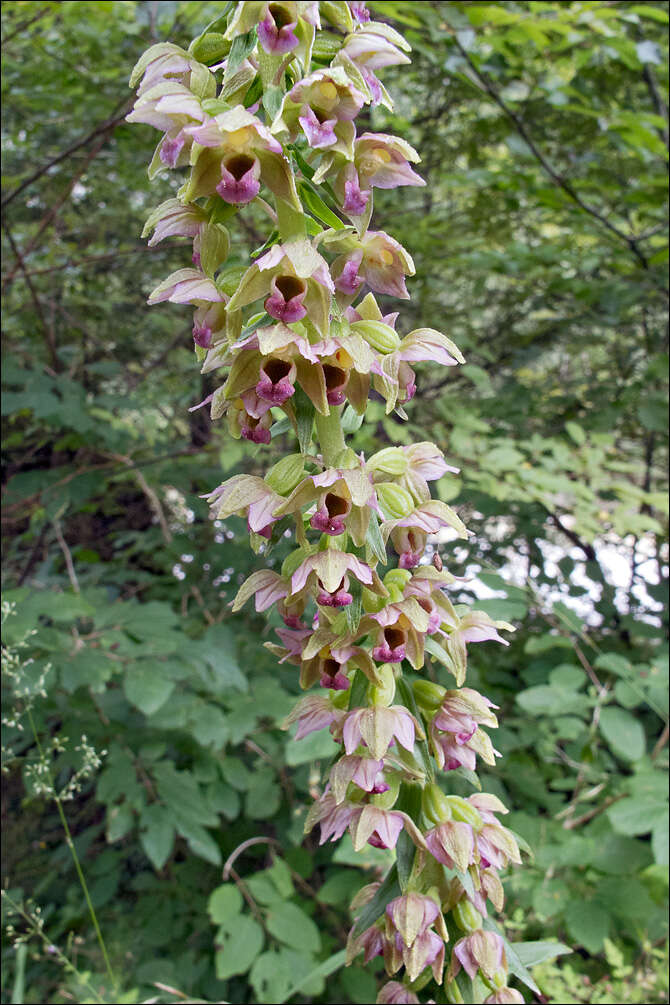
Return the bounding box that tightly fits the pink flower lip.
[216,153,261,205]
[343,176,370,216]
[317,580,353,607]
[320,670,350,691]
[335,257,364,295]
[299,105,338,148]
[398,550,421,570]
[372,627,407,663]
[310,492,351,535]
[265,274,308,323]
[323,363,350,405]
[256,358,296,405]
[159,132,184,167]
[241,415,272,444]
[193,323,212,348]
[257,6,299,54]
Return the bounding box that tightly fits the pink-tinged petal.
[193,323,212,348]
[460,625,509,645]
[335,254,364,295]
[299,105,338,148]
[392,709,415,752]
[342,714,362,755]
[159,131,185,167]
[352,757,386,791]
[257,12,299,54]
[257,244,285,271]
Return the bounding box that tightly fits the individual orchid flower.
[274,464,378,545]
[342,703,420,760]
[449,929,507,984]
[382,499,469,569]
[203,474,284,537]
[225,1,320,62]
[329,754,389,802]
[275,66,365,151]
[335,20,411,108]
[283,693,344,740]
[227,240,333,335]
[147,268,223,306]
[329,230,415,300]
[319,132,425,222]
[126,72,212,171]
[371,327,466,412]
[425,820,477,873]
[427,688,499,772]
[290,550,377,606]
[376,982,420,1005]
[183,106,300,207]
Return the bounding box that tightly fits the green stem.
[315,407,346,467]
[26,709,117,991]
[1,891,106,1005]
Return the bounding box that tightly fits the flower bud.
[351,319,401,353]
[452,900,483,933]
[413,679,447,712]
[362,587,387,613]
[422,783,452,826]
[368,664,396,707]
[370,774,400,808]
[446,796,484,832]
[189,32,231,64]
[376,482,416,520]
[383,568,412,591]
[368,447,409,477]
[265,454,306,495]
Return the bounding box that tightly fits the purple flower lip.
[398,550,421,570]
[335,258,364,296]
[320,658,350,691]
[372,627,407,663]
[159,133,184,168]
[317,581,353,607]
[299,105,338,148]
[343,176,370,216]
[323,364,349,406]
[241,415,271,444]
[256,358,296,405]
[258,5,299,54]
[216,154,260,205]
[310,492,351,535]
[265,274,308,323]
[193,323,212,348]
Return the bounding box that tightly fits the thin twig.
[52,519,80,593]
[109,454,173,544]
[2,219,59,369]
[452,34,651,270]
[223,836,279,879]
[651,721,669,761]
[1,96,131,211]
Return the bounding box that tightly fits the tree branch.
[1,95,131,211]
[452,35,651,270]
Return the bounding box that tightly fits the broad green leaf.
[208,884,243,924]
[265,901,321,954]
[139,804,175,871]
[599,706,646,761]
[123,663,175,716]
[215,915,264,979]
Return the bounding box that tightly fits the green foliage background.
[1,2,668,1003]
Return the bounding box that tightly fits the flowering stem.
[26,708,117,991]
[316,407,346,466]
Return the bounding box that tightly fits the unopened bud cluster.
[129,4,526,1000]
